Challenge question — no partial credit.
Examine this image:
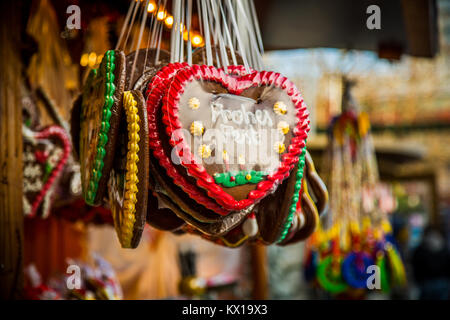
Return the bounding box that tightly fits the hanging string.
[186,0,193,64]
[200,0,213,66]
[127,1,147,52]
[218,0,238,65]
[116,0,136,50]
[130,0,151,84]
[224,0,250,72]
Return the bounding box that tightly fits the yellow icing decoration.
[198,144,211,159]
[277,121,290,135]
[245,174,252,181]
[274,142,286,154]
[190,121,204,136]
[273,101,287,115]
[188,97,200,110]
[120,91,141,248]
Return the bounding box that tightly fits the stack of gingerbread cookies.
[72,48,328,248]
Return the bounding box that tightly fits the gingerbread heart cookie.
[23,125,72,217]
[146,63,232,219]
[161,64,310,212]
[79,50,126,206]
[108,90,149,248]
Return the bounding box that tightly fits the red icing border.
[161,64,310,211]
[146,63,231,215]
[29,125,72,217]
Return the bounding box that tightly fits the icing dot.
[188,97,200,110]
[190,121,204,136]
[274,142,286,154]
[273,101,287,115]
[245,174,252,181]
[277,121,290,135]
[198,144,211,159]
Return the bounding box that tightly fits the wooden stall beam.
[0,2,24,300]
[250,244,269,300]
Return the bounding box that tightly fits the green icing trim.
[85,50,116,205]
[214,170,267,187]
[276,146,307,243]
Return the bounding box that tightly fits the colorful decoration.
[273,101,287,115]
[303,85,406,296]
[79,49,125,206]
[190,121,204,136]
[159,64,309,212]
[188,97,200,110]
[277,146,307,243]
[274,141,286,154]
[214,170,267,187]
[108,90,149,248]
[277,121,290,135]
[22,125,72,218]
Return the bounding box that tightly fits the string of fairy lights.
[80,0,204,68]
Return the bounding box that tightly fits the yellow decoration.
[198,144,211,159]
[274,142,286,154]
[245,174,252,180]
[273,101,287,115]
[277,121,290,135]
[117,91,141,248]
[188,97,200,110]
[190,121,204,136]
[222,150,229,162]
[358,112,371,137]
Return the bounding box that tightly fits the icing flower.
[277,121,290,135]
[274,142,286,154]
[198,144,212,159]
[190,121,204,136]
[188,97,200,110]
[273,101,287,115]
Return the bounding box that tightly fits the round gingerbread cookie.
[108,90,149,248]
[79,49,126,206]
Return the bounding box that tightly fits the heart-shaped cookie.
[23,125,71,217]
[161,64,310,212]
[146,62,230,217]
[79,49,126,206]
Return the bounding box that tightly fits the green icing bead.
[89,180,96,191]
[94,159,104,171]
[86,50,117,205]
[87,191,95,201]
[277,146,307,243]
[102,109,112,121]
[101,121,110,132]
[96,147,106,160]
